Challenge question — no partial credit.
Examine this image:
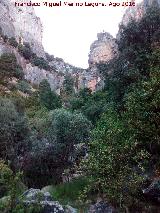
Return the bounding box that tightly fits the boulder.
[88,201,117,213]
[65,205,78,213]
[143,178,160,202]
[21,188,65,213]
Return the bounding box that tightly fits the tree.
[0,53,24,84]
[16,80,32,94]
[97,5,160,111]
[18,43,33,60]
[80,108,148,209]
[23,109,91,187]
[63,74,74,96]
[31,56,50,70]
[8,37,18,48]
[0,98,30,166]
[80,5,160,210]
[39,79,62,110]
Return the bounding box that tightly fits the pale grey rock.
[88,32,118,66]
[21,188,65,213]
[87,32,118,91]
[65,205,78,213]
[88,201,117,213]
[0,0,103,93]
[0,0,45,57]
[117,0,160,40]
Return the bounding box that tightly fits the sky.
[34,0,141,68]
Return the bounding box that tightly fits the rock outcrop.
[0,0,120,93]
[0,0,89,93]
[1,0,157,93]
[0,0,45,57]
[88,201,117,213]
[86,32,119,91]
[118,0,160,33]
[21,188,65,213]
[88,32,118,67]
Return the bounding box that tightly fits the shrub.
[39,79,62,110]
[63,74,74,96]
[0,161,23,211]
[23,109,91,187]
[31,56,50,70]
[1,34,8,42]
[0,98,30,163]
[0,53,24,83]
[8,37,18,48]
[18,44,33,60]
[45,52,54,62]
[16,80,32,94]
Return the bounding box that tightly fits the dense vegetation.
[0,3,160,212]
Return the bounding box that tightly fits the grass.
[50,177,89,212]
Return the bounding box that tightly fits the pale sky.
[34,0,142,68]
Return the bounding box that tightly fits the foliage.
[80,108,149,208]
[16,80,32,94]
[23,109,91,187]
[0,161,23,212]
[51,177,89,206]
[62,74,75,96]
[69,89,108,124]
[45,52,54,62]
[0,97,30,164]
[124,66,160,159]
[0,53,24,84]
[39,79,62,110]
[31,56,50,70]
[8,37,18,48]
[79,5,160,211]
[18,43,33,60]
[97,5,160,110]
[0,161,42,213]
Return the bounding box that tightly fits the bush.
[45,52,54,62]
[8,37,18,48]
[31,56,50,70]
[23,109,91,187]
[0,161,23,212]
[0,53,24,83]
[18,44,33,60]
[16,80,32,94]
[1,34,8,42]
[0,98,30,163]
[39,79,62,110]
[51,177,89,205]
[63,74,74,96]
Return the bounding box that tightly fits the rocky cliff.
[1,0,156,94]
[0,0,89,93]
[0,0,120,93]
[119,0,160,32]
[87,32,118,91]
[0,0,44,57]
[88,32,118,66]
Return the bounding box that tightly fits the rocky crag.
[118,0,160,38]
[87,32,119,90]
[0,0,86,93]
[1,0,157,94]
[0,0,119,93]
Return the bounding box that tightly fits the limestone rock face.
[88,32,118,67]
[0,0,118,93]
[119,0,160,30]
[21,188,65,213]
[0,0,45,57]
[88,201,117,213]
[87,32,118,91]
